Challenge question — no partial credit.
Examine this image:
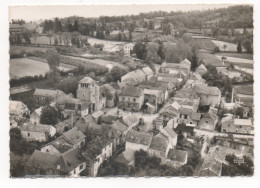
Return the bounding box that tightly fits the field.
[191,38,217,51]
[211,40,246,52]
[10,58,50,79]
[10,45,51,55]
[215,52,253,60]
[236,85,253,95]
[86,36,126,46]
[197,52,223,67]
[215,55,254,70]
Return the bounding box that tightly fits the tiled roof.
[120,86,143,97]
[193,84,221,96]
[20,123,53,133]
[122,113,139,127]
[28,150,61,169]
[126,130,153,146]
[191,112,202,121]
[63,127,86,145]
[200,157,222,176]
[112,120,128,132]
[178,108,193,115]
[149,137,168,152]
[157,76,181,84]
[167,149,188,163]
[175,88,199,99]
[174,124,194,132]
[78,77,95,84]
[164,125,178,138]
[143,89,163,98]
[196,64,207,73]
[46,136,73,154]
[33,88,65,98]
[121,69,146,82]
[203,111,218,122]
[142,67,153,76]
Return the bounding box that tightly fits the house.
[166,149,188,168]
[30,102,56,125]
[20,123,56,142]
[148,136,170,159]
[160,61,190,75]
[174,88,200,108]
[9,100,30,117]
[124,43,134,56]
[141,67,154,80]
[177,108,201,127]
[199,146,226,176]
[193,84,221,107]
[143,88,164,114]
[62,127,86,148]
[76,77,101,114]
[159,124,178,149]
[221,117,253,135]
[121,69,146,85]
[198,111,218,131]
[118,86,144,112]
[81,137,113,177]
[56,95,89,118]
[33,88,65,104]
[159,101,181,118]
[54,116,78,135]
[99,84,116,107]
[9,100,30,127]
[174,123,195,138]
[91,111,104,124]
[195,64,208,76]
[27,148,86,177]
[125,130,153,153]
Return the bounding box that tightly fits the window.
[74,169,76,174]
[122,97,125,101]
[133,98,136,102]
[205,121,208,124]
[190,122,193,124]
[27,133,30,137]
[46,149,49,152]
[80,164,84,170]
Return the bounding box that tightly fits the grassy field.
[10,45,51,55]
[211,40,246,52]
[10,58,50,79]
[197,52,223,67]
[215,52,253,60]
[191,38,217,51]
[236,85,253,95]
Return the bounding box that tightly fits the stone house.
[166,149,188,168]
[177,108,201,127]
[124,43,134,56]
[193,84,221,108]
[221,117,253,135]
[81,137,113,177]
[20,123,56,142]
[198,111,218,131]
[143,88,164,114]
[195,64,208,76]
[33,88,65,104]
[118,86,144,112]
[9,100,30,128]
[27,148,86,177]
[148,137,170,159]
[121,69,146,85]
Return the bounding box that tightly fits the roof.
[28,150,61,170]
[193,84,221,96]
[33,88,65,98]
[78,77,95,84]
[126,130,153,146]
[202,111,218,122]
[142,67,153,76]
[63,127,86,145]
[112,120,128,132]
[91,111,104,119]
[163,125,178,138]
[9,100,28,115]
[174,124,194,132]
[200,157,222,176]
[175,88,199,99]
[149,137,168,152]
[234,119,252,126]
[178,108,193,115]
[167,149,188,163]
[120,86,143,97]
[122,113,139,127]
[191,112,202,121]
[121,69,146,82]
[46,136,73,154]
[195,64,207,74]
[10,85,32,95]
[157,76,181,84]
[20,123,53,133]
[143,89,163,98]
[208,145,227,162]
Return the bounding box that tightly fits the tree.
[105,67,127,82]
[133,41,146,60]
[129,31,133,42]
[46,49,61,83]
[242,39,253,53]
[73,20,79,31]
[223,44,227,51]
[145,42,161,64]
[46,31,53,45]
[40,105,59,125]
[237,41,242,53]
[117,32,123,41]
[54,36,59,45]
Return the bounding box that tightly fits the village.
[9,5,254,178]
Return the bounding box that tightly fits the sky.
[9,4,232,22]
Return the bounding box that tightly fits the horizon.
[9,4,234,22]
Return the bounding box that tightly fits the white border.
[1,1,259,188]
